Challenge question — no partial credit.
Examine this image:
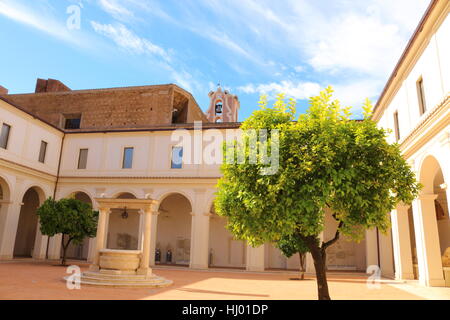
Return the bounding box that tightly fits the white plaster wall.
[209,214,246,268]
[379,13,449,142]
[0,99,62,175]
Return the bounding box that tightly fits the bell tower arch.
[206,86,240,123]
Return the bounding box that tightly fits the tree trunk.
[309,245,330,300]
[299,235,331,300]
[60,234,73,266]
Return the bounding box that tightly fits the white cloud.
[90,21,170,61]
[238,81,321,100]
[0,0,87,47]
[332,80,383,108]
[305,13,403,76]
[98,0,134,21]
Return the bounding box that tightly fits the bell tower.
[206,85,240,123]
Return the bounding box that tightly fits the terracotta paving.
[0,260,449,300]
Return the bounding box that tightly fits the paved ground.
[0,260,449,300]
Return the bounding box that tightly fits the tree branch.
[321,220,343,251]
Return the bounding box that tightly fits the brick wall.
[6,83,208,130]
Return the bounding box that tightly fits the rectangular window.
[122,147,134,169]
[64,114,81,129]
[78,149,88,169]
[38,141,47,163]
[171,146,183,169]
[416,77,426,115]
[393,111,400,142]
[0,123,11,149]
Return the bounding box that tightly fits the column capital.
[396,202,411,212]
[419,193,438,201]
[98,207,111,213]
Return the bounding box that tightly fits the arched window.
[215,101,223,115]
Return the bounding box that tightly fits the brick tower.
[206,85,240,123]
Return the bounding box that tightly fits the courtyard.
[0,260,449,300]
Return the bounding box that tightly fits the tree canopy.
[215,87,420,299]
[37,197,98,265]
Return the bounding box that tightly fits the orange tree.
[215,87,420,300]
[37,198,98,266]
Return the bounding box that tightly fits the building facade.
[0,80,373,274]
[0,1,447,287]
[374,0,449,287]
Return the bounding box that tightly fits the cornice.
[399,94,450,158]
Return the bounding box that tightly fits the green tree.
[215,87,420,300]
[37,198,98,266]
[275,234,311,280]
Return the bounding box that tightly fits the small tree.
[275,234,311,280]
[215,87,421,300]
[37,198,98,266]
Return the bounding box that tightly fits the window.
[0,123,11,149]
[78,149,88,169]
[122,147,134,169]
[171,146,183,169]
[38,141,47,163]
[215,101,223,115]
[416,77,426,115]
[64,114,81,129]
[393,111,400,142]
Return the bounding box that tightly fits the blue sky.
[0,0,430,120]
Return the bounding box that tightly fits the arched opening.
[13,187,42,257]
[156,193,192,266]
[106,193,140,250]
[433,167,450,256]
[215,100,223,116]
[421,156,449,257]
[208,204,246,269]
[63,192,93,260]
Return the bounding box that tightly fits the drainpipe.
[45,132,65,260]
[376,227,381,267]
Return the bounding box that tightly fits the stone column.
[137,205,155,277]
[365,228,379,268]
[32,223,48,260]
[415,194,445,286]
[0,201,23,260]
[379,228,395,279]
[246,245,265,272]
[89,207,110,271]
[149,212,159,266]
[137,213,145,250]
[391,204,414,280]
[0,201,21,260]
[189,212,210,269]
[87,238,96,263]
[47,234,62,260]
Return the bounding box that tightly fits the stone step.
[82,271,149,280]
[78,278,173,288]
[64,270,173,288]
[80,275,168,285]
